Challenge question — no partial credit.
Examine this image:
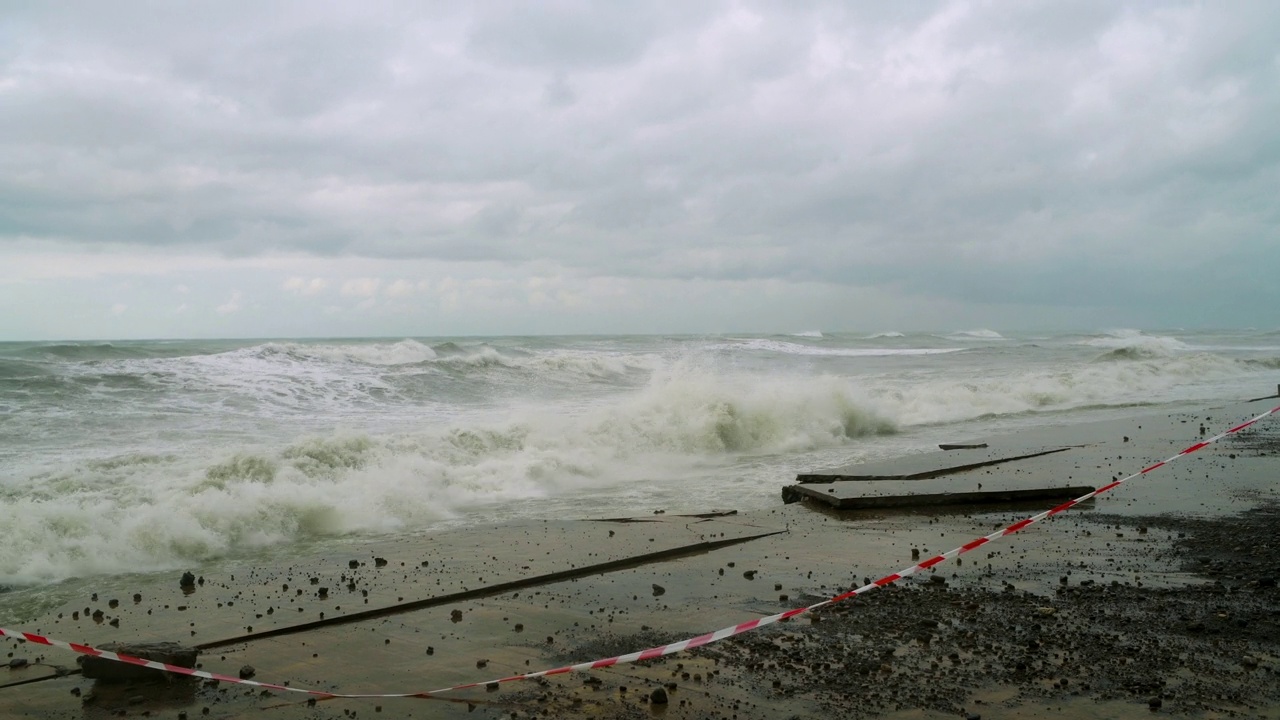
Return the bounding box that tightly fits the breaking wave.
[1083,331,1193,360]
[0,368,895,584]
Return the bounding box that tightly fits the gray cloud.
[2,1,1278,332]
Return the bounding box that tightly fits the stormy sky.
[2,1,1277,340]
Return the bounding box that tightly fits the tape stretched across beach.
[3,405,1278,700]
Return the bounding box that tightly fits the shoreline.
[3,398,1280,718]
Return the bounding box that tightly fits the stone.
[239,665,256,679]
[650,688,669,704]
[179,572,196,589]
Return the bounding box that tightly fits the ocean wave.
[0,359,48,381]
[864,331,905,339]
[791,330,824,338]
[22,342,145,361]
[877,351,1263,426]
[723,339,962,357]
[12,341,203,362]
[1082,332,1192,360]
[273,339,439,366]
[0,369,895,584]
[946,329,1005,340]
[9,341,657,417]
[4,335,1275,586]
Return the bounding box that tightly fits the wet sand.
[3,399,1279,719]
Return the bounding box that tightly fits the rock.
[1148,697,1162,709]
[374,557,389,567]
[652,584,666,597]
[743,570,757,580]
[349,560,360,569]
[239,665,256,679]
[650,687,669,704]
[179,571,196,588]
[78,642,200,682]
[8,658,28,669]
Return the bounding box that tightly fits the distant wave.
[790,331,823,338]
[864,331,905,339]
[2,340,659,421]
[18,342,155,361]
[946,329,1005,340]
[720,339,962,357]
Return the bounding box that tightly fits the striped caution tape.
[3,404,1277,699]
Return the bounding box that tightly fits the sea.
[2,328,1278,620]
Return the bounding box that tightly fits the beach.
[4,393,1280,719]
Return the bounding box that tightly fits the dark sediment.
[540,503,1280,719]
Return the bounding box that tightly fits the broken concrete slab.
[795,446,1073,483]
[77,642,198,682]
[781,479,1095,509]
[787,402,1274,514]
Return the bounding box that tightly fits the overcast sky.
[2,1,1277,340]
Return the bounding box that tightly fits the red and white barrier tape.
[3,405,1277,699]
